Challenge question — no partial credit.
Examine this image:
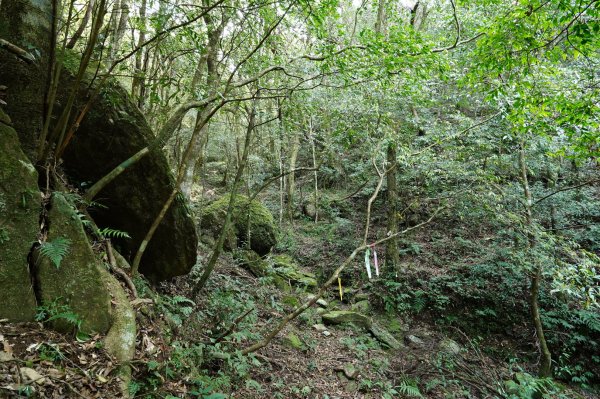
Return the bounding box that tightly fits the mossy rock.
[0,109,39,321]
[283,332,306,351]
[321,311,371,329]
[200,194,276,255]
[36,193,111,333]
[271,254,317,289]
[234,249,269,277]
[351,300,370,313]
[58,72,197,283]
[369,323,403,349]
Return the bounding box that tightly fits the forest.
[0,0,598,397]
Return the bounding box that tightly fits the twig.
[105,240,138,298]
[533,178,600,206]
[212,308,253,344]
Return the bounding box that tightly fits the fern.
[39,237,71,269]
[98,227,131,239]
[35,298,82,330]
[396,377,423,398]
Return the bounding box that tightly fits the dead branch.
[0,38,35,63]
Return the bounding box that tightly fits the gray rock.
[405,335,425,348]
[369,323,403,349]
[438,338,461,355]
[317,298,328,307]
[312,323,327,332]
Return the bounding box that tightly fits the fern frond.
[40,237,71,269]
[396,377,423,398]
[98,227,131,239]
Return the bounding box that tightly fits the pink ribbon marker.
[373,246,379,277]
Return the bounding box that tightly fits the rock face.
[0,109,39,321]
[0,0,52,157]
[60,80,197,282]
[199,194,276,255]
[36,193,112,333]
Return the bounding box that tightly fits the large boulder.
[60,79,197,282]
[0,109,39,321]
[36,193,112,333]
[199,194,276,255]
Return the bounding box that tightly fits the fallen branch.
[0,38,35,63]
[211,308,253,344]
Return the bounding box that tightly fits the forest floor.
[1,188,598,398]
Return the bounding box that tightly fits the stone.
[317,298,329,308]
[312,323,327,332]
[272,255,317,289]
[36,193,112,333]
[234,250,269,277]
[343,363,359,379]
[369,323,403,350]
[351,300,370,313]
[405,335,425,348]
[322,330,332,337]
[0,109,39,322]
[199,194,276,255]
[438,338,461,355]
[20,367,45,385]
[306,294,328,308]
[60,77,197,282]
[321,311,371,329]
[0,351,13,362]
[283,332,305,350]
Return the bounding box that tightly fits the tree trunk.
[386,144,400,272]
[285,132,301,221]
[518,143,552,378]
[179,7,224,197]
[131,0,146,101]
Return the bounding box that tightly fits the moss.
[0,109,39,321]
[200,194,277,255]
[283,332,305,350]
[321,311,371,328]
[234,249,269,277]
[271,255,317,289]
[282,295,300,308]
